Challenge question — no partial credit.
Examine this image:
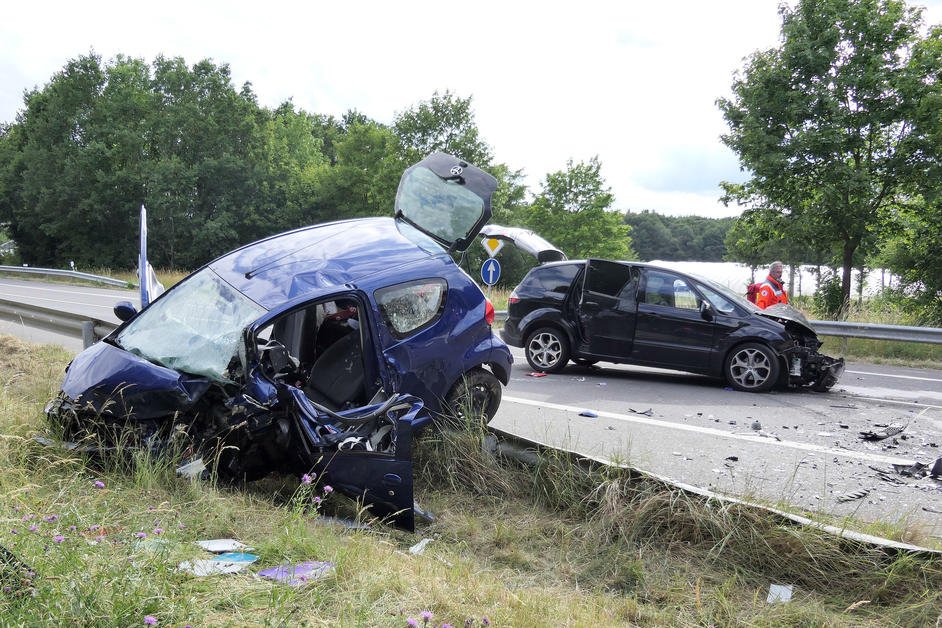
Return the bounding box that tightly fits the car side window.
[643,270,698,309]
[517,263,580,302]
[374,278,447,338]
[585,260,638,311]
[696,283,736,314]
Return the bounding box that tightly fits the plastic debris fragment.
[178,559,247,576]
[629,408,654,416]
[409,538,433,555]
[212,552,258,563]
[860,424,905,441]
[836,488,871,502]
[527,372,547,378]
[196,539,251,553]
[258,561,335,586]
[579,410,598,418]
[767,584,793,603]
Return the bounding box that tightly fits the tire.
[572,357,599,367]
[525,327,570,373]
[723,342,780,392]
[444,368,503,428]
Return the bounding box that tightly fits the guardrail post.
[81,321,96,349]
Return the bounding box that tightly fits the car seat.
[303,331,365,410]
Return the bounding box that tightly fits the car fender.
[518,308,578,347]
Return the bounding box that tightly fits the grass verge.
[1,333,941,626]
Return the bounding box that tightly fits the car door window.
[585,260,638,311]
[696,282,737,314]
[643,270,698,310]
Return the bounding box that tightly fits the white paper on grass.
[196,539,251,553]
[178,560,247,576]
[767,584,794,603]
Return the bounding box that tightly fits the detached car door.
[576,260,640,359]
[632,269,715,370]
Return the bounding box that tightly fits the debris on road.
[629,408,654,416]
[836,488,872,503]
[527,372,548,378]
[725,456,739,462]
[578,410,598,418]
[751,420,762,431]
[859,424,905,441]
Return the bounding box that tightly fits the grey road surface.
[2,278,940,537]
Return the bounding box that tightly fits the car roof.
[210,217,439,309]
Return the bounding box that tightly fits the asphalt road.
[2,277,941,537]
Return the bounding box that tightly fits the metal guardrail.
[0,265,133,289]
[495,311,942,345]
[0,298,117,348]
[0,301,938,350]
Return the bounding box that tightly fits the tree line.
[0,55,632,276]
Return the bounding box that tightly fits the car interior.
[257,298,374,411]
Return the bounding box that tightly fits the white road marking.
[846,369,942,383]
[503,395,917,466]
[0,291,116,311]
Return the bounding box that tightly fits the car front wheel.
[724,342,780,392]
[444,368,503,429]
[525,327,570,373]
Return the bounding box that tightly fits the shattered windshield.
[397,166,485,245]
[116,268,266,381]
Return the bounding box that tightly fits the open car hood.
[757,304,819,336]
[479,224,567,263]
[395,152,497,252]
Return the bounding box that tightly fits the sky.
[3,1,942,219]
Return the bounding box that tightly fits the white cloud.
[4,0,942,218]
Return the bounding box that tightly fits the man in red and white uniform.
[755,261,788,309]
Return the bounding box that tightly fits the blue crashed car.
[45,153,513,530]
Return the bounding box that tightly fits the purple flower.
[94,480,105,489]
[53,534,64,543]
[21,514,33,522]
[443,625,454,628]
[421,610,433,623]
[313,496,322,505]
[406,619,418,627]
[89,524,101,532]
[301,473,313,485]
[44,515,58,523]
[482,617,491,626]
[323,485,333,494]
[153,527,164,535]
[144,616,157,626]
[28,525,38,532]
[135,532,147,539]
[178,523,186,530]
[68,525,77,532]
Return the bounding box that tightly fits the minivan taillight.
[484,298,495,325]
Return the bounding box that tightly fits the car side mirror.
[699,300,714,322]
[113,301,138,322]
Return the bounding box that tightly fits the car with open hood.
[44,153,513,530]
[498,249,843,393]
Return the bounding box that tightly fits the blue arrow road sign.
[481,258,501,286]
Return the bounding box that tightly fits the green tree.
[524,157,634,260]
[393,91,492,166]
[718,0,938,312]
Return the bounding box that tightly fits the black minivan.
[501,258,844,393]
